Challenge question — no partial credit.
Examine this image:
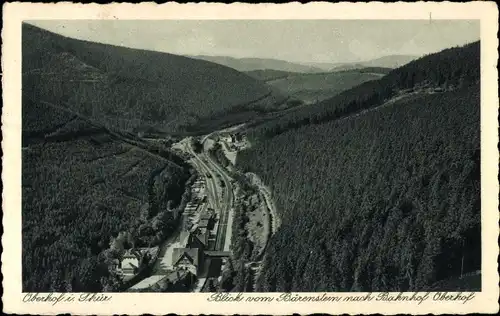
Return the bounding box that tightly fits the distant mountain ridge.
[304,55,420,72]
[190,54,419,74]
[188,55,325,73]
[358,54,420,68]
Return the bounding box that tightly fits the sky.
[28,20,480,63]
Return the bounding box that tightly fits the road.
[127,216,183,291]
[219,140,237,165]
[246,172,281,234]
[152,228,182,275]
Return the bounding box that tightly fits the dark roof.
[196,229,209,245]
[187,228,209,247]
[165,270,188,283]
[199,219,210,227]
[172,248,201,267]
[200,210,214,220]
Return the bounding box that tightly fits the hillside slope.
[22,98,195,291]
[22,23,286,135]
[246,68,390,104]
[249,42,479,139]
[237,42,481,291]
[189,55,324,73]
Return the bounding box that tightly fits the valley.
[23,24,288,136]
[246,67,390,104]
[123,127,279,292]
[21,21,482,294]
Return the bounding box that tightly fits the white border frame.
[2,2,499,315]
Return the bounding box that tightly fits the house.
[172,248,203,276]
[161,269,195,291]
[200,208,215,221]
[193,192,206,202]
[188,228,210,250]
[193,180,205,188]
[199,219,210,229]
[199,209,215,230]
[185,202,199,212]
[121,249,142,276]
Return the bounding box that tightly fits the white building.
[121,250,141,276]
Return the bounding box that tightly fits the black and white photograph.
[2,2,499,315]
[19,18,483,293]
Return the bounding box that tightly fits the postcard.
[2,2,499,315]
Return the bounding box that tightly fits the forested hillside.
[245,69,302,82]
[22,23,286,136]
[249,42,479,139]
[22,100,194,291]
[246,68,390,104]
[237,42,481,291]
